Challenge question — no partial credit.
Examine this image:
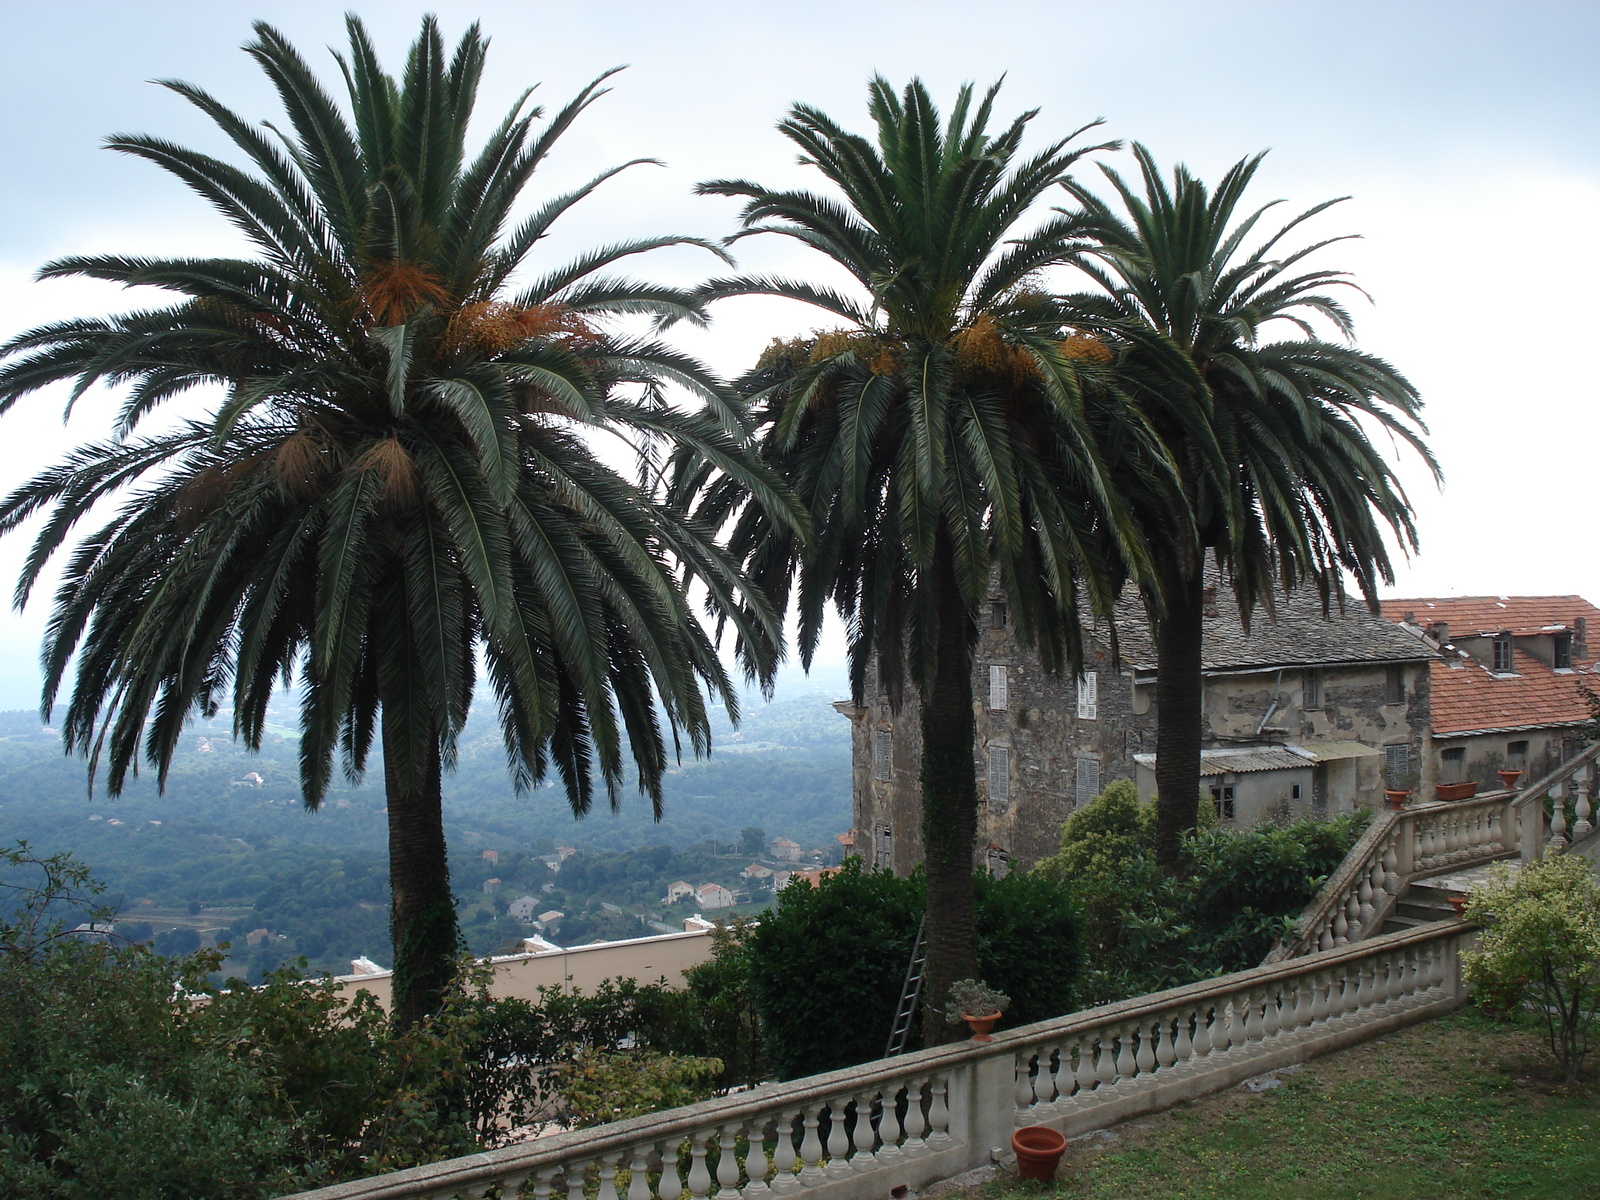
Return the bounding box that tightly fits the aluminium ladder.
[883,915,928,1057]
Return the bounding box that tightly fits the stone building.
[1383,594,1600,789]
[841,579,1434,874]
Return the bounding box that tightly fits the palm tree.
[682,78,1168,1041]
[1059,147,1438,870]
[0,17,789,1027]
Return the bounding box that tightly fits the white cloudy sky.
[0,0,1595,709]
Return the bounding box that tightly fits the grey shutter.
[987,746,1010,805]
[873,729,893,781]
[1074,755,1101,806]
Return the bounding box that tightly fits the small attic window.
[1492,634,1514,673]
[1555,632,1573,669]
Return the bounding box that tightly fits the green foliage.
[1035,785,1366,1003]
[943,978,1009,1021]
[552,1049,723,1129]
[744,859,1085,1078]
[1464,855,1600,1081]
[674,917,768,1088]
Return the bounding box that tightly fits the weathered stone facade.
[844,582,1435,875]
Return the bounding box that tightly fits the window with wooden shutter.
[874,824,893,869]
[1302,669,1319,710]
[1074,755,1100,807]
[1386,665,1405,704]
[1384,743,1410,783]
[987,746,1010,805]
[1076,671,1098,720]
[989,664,1008,711]
[986,845,1011,879]
[873,729,893,781]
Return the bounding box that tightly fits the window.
[1291,784,1302,800]
[872,729,893,782]
[1385,665,1405,705]
[1385,743,1410,783]
[1442,746,1465,780]
[874,825,893,870]
[989,664,1008,711]
[986,845,1011,879]
[991,601,1009,629]
[1507,739,1529,761]
[1074,755,1100,807]
[988,746,1011,805]
[1302,669,1320,710]
[1076,671,1098,721]
[1555,633,1573,669]
[1493,635,1514,673]
[1210,785,1236,821]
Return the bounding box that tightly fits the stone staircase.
[1381,878,1464,935]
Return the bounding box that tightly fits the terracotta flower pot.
[961,1011,1002,1042]
[1498,769,1522,790]
[1448,893,1469,917]
[1384,788,1410,809]
[1435,780,1478,802]
[1012,1125,1068,1183]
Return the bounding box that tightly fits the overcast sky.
[0,1,1595,710]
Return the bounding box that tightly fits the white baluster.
[658,1143,684,1200]
[1382,839,1401,899]
[849,1093,877,1173]
[626,1147,653,1200]
[770,1112,800,1193]
[1261,986,1282,1039]
[1357,872,1375,931]
[1156,1017,1178,1070]
[824,1100,852,1178]
[687,1132,714,1200]
[717,1124,743,1197]
[744,1119,772,1197]
[1135,1021,1157,1078]
[1344,891,1363,941]
[598,1152,623,1200]
[925,1076,952,1150]
[1172,1010,1194,1068]
[1551,791,1570,848]
[498,1172,532,1200]
[1049,1044,1074,1108]
[901,1081,928,1155]
[568,1161,593,1200]
[1072,1037,1098,1103]
[798,1103,826,1185]
[532,1167,561,1200]
[1113,1023,1136,1081]
[1190,1005,1213,1061]
[1244,990,1265,1042]
[1095,1030,1119,1088]
[1015,1052,1039,1113]
[1575,783,1593,838]
[875,1084,904,1165]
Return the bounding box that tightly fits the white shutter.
[989,664,1008,711]
[1074,755,1101,807]
[987,746,1010,805]
[875,824,893,869]
[1077,671,1098,720]
[873,729,893,781]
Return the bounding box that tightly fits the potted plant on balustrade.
[1435,776,1479,802]
[945,978,1010,1042]
[1383,766,1419,810]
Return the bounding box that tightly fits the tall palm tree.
[682,78,1170,1041]
[0,17,790,1027]
[1059,146,1438,870]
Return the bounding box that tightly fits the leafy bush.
[671,917,768,1088]
[1034,782,1366,1002]
[552,1049,723,1128]
[744,859,1084,1079]
[1464,854,1600,1080]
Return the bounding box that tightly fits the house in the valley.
[664,880,695,905]
[695,882,737,910]
[506,895,539,924]
[1383,595,1600,791]
[768,837,803,862]
[841,575,1435,874]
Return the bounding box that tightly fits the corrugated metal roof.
[1132,746,1312,776]
[1291,741,1382,763]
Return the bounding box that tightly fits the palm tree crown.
[685,78,1162,1040]
[0,16,787,1023]
[1060,146,1437,867]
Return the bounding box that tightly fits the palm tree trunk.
[919,537,979,1046]
[1154,561,1205,873]
[382,716,458,1030]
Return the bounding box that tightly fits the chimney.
[1403,610,1415,624]
[1426,620,1448,646]
[1201,585,1218,618]
[1577,616,1588,659]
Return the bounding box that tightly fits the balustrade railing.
[1269,740,1600,963]
[287,922,1470,1200]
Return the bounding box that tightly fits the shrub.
[1464,854,1600,1080]
[1034,785,1366,1003]
[744,859,1085,1079]
[552,1049,723,1128]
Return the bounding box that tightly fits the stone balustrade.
[285,922,1470,1200]
[1269,740,1600,963]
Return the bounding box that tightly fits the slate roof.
[1110,575,1431,673]
[1381,595,1600,737]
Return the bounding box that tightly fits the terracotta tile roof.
[1380,595,1600,736]
[1380,595,1600,638]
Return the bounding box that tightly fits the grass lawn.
[971,1010,1600,1200]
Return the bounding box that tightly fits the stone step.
[1382,913,1438,935]
[1397,898,1457,921]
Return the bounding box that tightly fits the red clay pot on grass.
[1012,1126,1068,1183]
